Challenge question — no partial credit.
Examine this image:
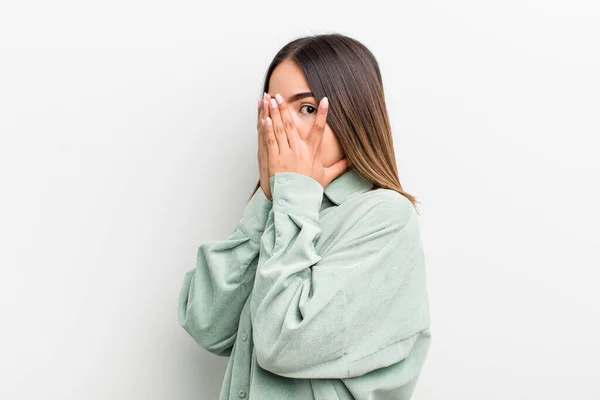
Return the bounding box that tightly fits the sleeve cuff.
[238,186,273,243]
[269,172,323,223]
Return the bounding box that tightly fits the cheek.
[321,131,334,150]
[321,128,342,158]
[291,113,313,139]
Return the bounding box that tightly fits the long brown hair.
[249,33,421,214]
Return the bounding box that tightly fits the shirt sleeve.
[250,172,430,378]
[178,186,272,357]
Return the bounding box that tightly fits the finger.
[269,97,289,151]
[275,93,300,150]
[258,116,264,147]
[257,93,266,127]
[264,95,271,121]
[259,95,272,157]
[258,111,265,154]
[309,97,329,149]
[259,93,272,134]
[263,116,279,157]
[260,117,268,155]
[258,92,271,124]
[259,95,271,136]
[260,124,267,163]
[259,98,267,135]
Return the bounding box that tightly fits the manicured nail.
[321,97,329,108]
[263,92,268,99]
[270,98,277,109]
[275,93,283,104]
[266,117,272,126]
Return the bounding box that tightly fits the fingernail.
[263,92,267,99]
[275,93,283,104]
[270,98,277,109]
[321,97,329,108]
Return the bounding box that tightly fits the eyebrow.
[269,91,315,103]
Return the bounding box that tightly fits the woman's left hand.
[262,94,349,190]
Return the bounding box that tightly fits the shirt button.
[238,389,247,398]
[277,177,286,184]
[277,199,286,206]
[241,333,248,341]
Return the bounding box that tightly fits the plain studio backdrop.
[1,1,599,399]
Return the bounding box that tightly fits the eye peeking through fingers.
[299,104,317,116]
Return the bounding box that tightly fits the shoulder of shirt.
[351,187,417,229]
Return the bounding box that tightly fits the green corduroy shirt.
[178,167,431,399]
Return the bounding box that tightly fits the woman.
[178,33,431,400]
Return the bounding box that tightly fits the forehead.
[268,60,311,94]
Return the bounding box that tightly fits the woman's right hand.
[257,92,272,201]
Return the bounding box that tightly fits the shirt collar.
[324,167,375,205]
